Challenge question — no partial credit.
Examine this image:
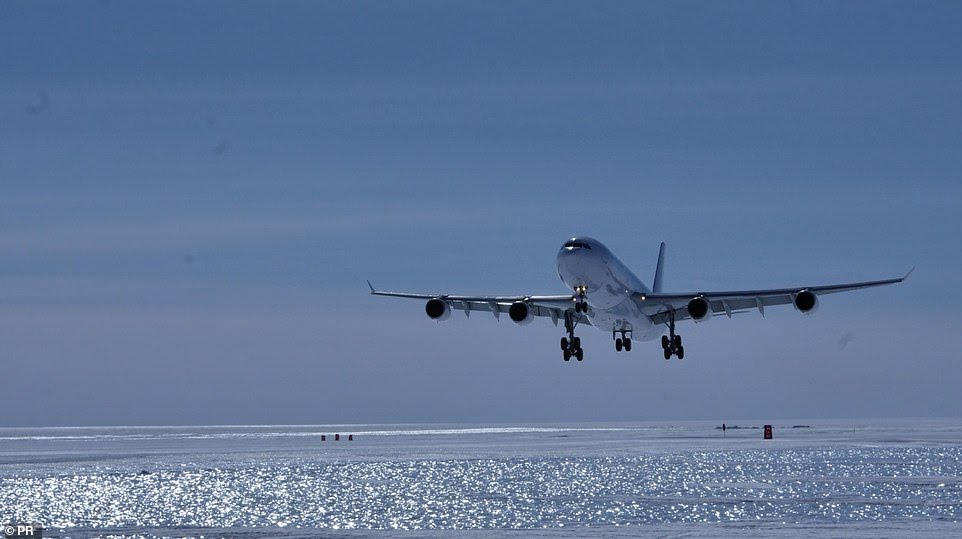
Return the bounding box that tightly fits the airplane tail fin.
[652,242,666,293]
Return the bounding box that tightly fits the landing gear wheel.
[573,287,588,313]
[658,310,686,359]
[615,338,623,352]
[562,310,584,363]
[624,338,632,352]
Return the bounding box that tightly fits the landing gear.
[561,310,584,361]
[573,286,589,313]
[660,310,685,359]
[613,329,632,352]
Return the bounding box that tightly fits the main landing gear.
[661,310,685,360]
[560,310,584,361]
[614,330,632,352]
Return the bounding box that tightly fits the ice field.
[2,419,961,538]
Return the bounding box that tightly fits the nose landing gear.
[660,310,684,359]
[613,329,632,352]
[573,286,589,313]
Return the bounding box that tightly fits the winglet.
[903,267,915,281]
[367,280,376,294]
[652,242,666,294]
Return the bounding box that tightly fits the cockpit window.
[564,241,592,250]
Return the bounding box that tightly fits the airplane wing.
[640,270,912,324]
[367,281,589,327]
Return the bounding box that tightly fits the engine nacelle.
[687,296,712,323]
[508,301,536,325]
[793,289,819,315]
[425,298,451,321]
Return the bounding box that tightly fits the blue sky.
[1,1,960,426]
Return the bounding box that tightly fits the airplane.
[369,237,910,361]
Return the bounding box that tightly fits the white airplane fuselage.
[556,236,661,341]
[371,235,906,361]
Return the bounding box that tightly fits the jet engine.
[793,290,819,314]
[425,298,451,321]
[687,296,712,323]
[508,301,536,325]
